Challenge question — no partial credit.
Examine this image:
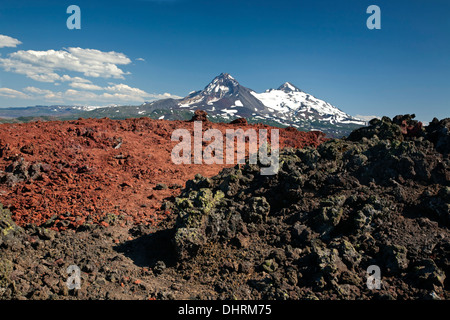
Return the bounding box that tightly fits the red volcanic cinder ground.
[0,117,326,230]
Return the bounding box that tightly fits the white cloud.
[0,58,62,82]
[69,82,103,91]
[136,57,145,62]
[0,84,181,105]
[0,43,182,106]
[60,75,92,83]
[104,83,149,96]
[23,87,63,101]
[0,87,29,99]
[61,88,153,104]
[0,35,22,48]
[23,86,53,95]
[0,47,132,83]
[68,47,131,65]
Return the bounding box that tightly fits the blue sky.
[0,0,449,121]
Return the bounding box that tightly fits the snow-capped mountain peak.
[277,82,302,93]
[180,73,242,105]
[204,73,239,95]
[251,84,365,127]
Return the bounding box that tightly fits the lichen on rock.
[0,204,21,237]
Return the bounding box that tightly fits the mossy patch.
[0,204,21,237]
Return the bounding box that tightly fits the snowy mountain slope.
[251,82,365,126]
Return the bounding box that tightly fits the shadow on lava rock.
[113,227,177,269]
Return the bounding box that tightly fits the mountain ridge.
[0,73,367,137]
[139,73,366,136]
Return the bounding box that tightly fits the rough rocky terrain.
[0,114,324,229]
[0,114,448,300]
